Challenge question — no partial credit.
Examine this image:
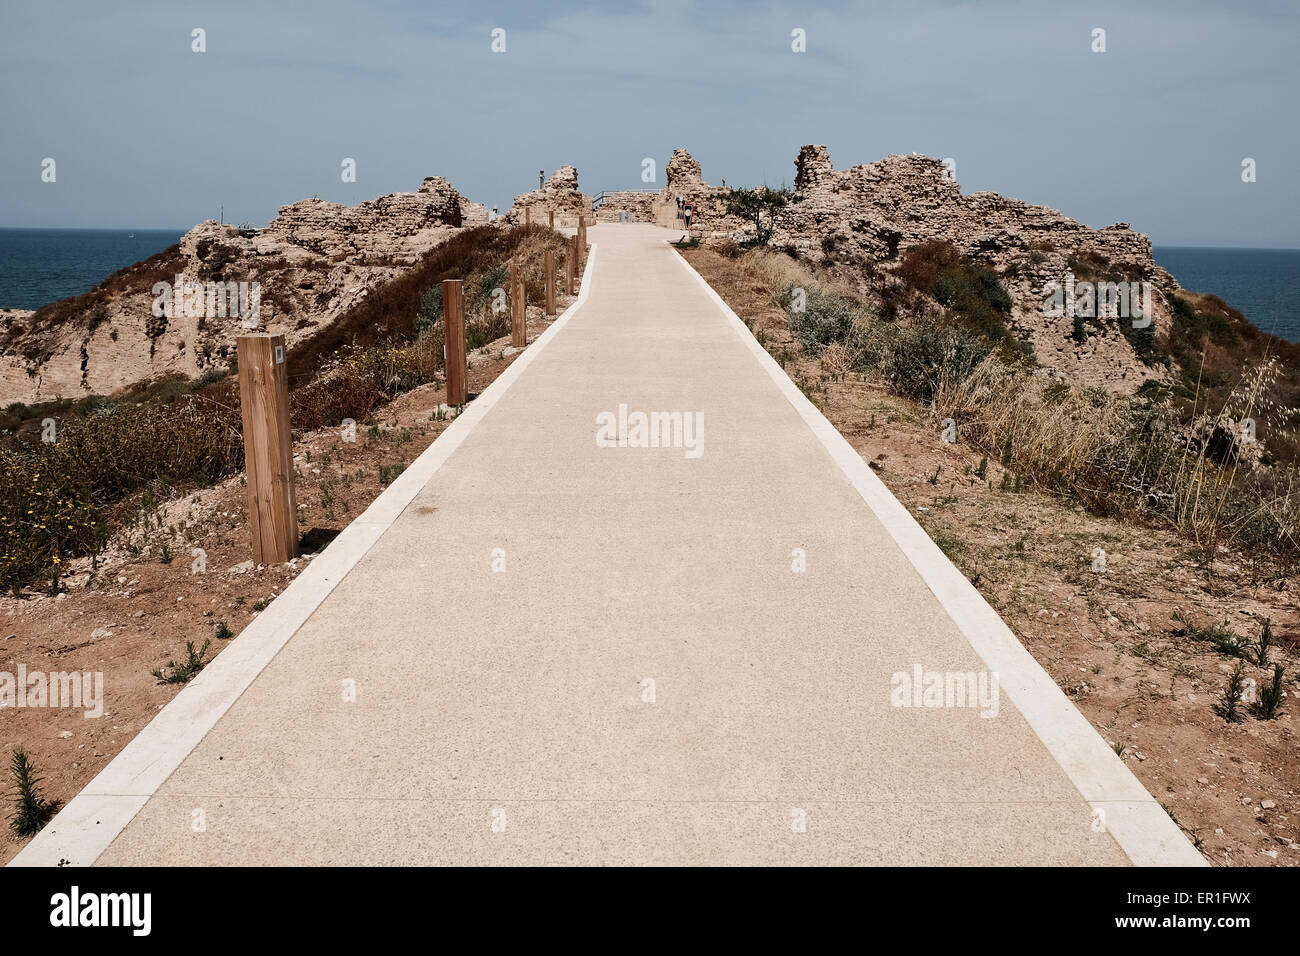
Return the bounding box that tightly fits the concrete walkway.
[15,224,1203,866]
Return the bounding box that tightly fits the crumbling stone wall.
[594,191,660,222]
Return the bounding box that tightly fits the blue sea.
[0,229,1296,343]
[0,228,184,310]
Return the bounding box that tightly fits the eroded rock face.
[507,166,590,224]
[0,177,476,404]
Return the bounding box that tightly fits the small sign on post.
[510,261,526,348]
[544,251,556,315]
[237,333,298,565]
[443,279,467,405]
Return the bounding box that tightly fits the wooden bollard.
[577,216,587,252]
[236,333,298,565]
[548,209,554,229]
[544,250,556,315]
[525,206,531,228]
[566,235,577,294]
[510,261,526,348]
[443,279,467,405]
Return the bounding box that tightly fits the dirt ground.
[0,299,568,864]
[684,246,1300,867]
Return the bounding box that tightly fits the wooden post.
[510,261,526,348]
[577,216,587,252]
[548,209,554,229]
[237,334,298,565]
[525,206,531,228]
[544,251,556,316]
[443,279,467,405]
[567,235,578,293]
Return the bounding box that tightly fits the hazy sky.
[1,0,1296,247]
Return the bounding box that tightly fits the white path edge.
[671,247,1206,867]
[9,246,601,868]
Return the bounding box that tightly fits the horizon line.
[0,226,1297,253]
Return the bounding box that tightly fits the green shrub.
[781,285,864,354]
[860,320,993,404]
[896,242,1020,357]
[415,285,443,335]
[0,398,242,593]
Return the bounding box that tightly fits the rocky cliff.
[0,176,478,405]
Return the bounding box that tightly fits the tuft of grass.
[1173,609,1243,656]
[214,620,233,640]
[151,638,212,685]
[8,748,57,837]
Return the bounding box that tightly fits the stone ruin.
[637,144,1179,391]
[771,145,1180,390]
[781,146,1173,285]
[262,175,484,262]
[1,147,1194,402]
[506,166,591,226]
[658,149,738,230]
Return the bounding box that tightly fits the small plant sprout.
[1253,664,1286,720]
[1216,661,1247,723]
[1254,618,1273,666]
[151,638,212,685]
[9,748,56,836]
